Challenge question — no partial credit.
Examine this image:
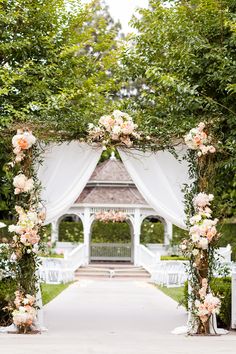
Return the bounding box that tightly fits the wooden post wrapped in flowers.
[181,122,221,335]
[7,129,44,333]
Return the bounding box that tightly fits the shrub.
[141,220,164,244]
[0,277,17,326]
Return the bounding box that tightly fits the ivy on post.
[181,122,221,335]
[7,129,45,334]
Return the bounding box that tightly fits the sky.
[82,0,149,33]
[104,0,149,33]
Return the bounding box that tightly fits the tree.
[121,0,236,217]
[0,0,121,217]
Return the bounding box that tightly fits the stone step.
[75,265,151,279]
[87,263,137,269]
[75,272,150,278]
[77,267,147,272]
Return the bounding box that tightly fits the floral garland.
[181,122,221,335]
[7,129,44,333]
[88,110,140,147]
[95,210,128,223]
[184,122,215,157]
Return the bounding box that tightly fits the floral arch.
[3,110,221,335]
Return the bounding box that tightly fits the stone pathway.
[1,280,236,354]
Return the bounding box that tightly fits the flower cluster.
[95,210,128,223]
[88,110,139,147]
[12,291,37,330]
[184,122,216,157]
[195,279,221,324]
[189,193,219,252]
[8,206,45,249]
[13,174,34,194]
[12,129,36,162]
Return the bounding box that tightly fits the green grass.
[156,285,184,304]
[40,282,74,305]
[160,256,188,261]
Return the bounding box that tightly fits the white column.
[83,207,91,265]
[133,208,141,266]
[51,219,59,243]
[232,272,236,329]
[164,220,173,245]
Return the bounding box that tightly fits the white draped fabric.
[37,142,103,224]
[118,147,189,229]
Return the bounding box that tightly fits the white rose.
[25,178,34,192]
[24,132,36,147]
[27,211,38,223]
[13,174,34,194]
[113,110,123,120]
[192,233,200,242]
[192,249,199,256]
[8,225,22,234]
[112,125,121,135]
[198,238,208,250]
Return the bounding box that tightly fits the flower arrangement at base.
[95,210,128,223]
[12,291,37,333]
[88,110,140,147]
[184,122,216,157]
[195,279,221,330]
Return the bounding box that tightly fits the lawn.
[41,282,74,305]
[156,285,185,305]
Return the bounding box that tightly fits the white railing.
[138,244,158,273]
[90,243,132,261]
[39,243,86,284]
[64,243,86,271]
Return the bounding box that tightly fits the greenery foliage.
[0,277,17,326]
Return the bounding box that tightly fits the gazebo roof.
[75,158,147,206]
[89,158,132,183]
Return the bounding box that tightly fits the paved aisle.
[1,280,236,354]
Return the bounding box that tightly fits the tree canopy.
[0,0,122,216]
[121,0,236,217]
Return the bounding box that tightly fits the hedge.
[58,219,165,244]
[184,277,231,329]
[0,277,17,326]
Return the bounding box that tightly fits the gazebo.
[50,154,173,265]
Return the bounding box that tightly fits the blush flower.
[13,174,34,194]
